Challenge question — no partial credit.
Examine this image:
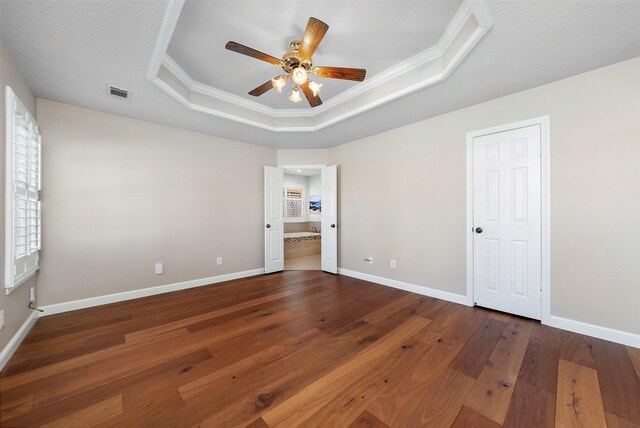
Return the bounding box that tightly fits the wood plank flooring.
[284,255,321,270]
[1,271,639,427]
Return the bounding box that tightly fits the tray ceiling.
[167,0,463,109]
[149,0,493,132]
[2,0,639,148]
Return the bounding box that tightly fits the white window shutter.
[284,187,304,218]
[5,86,41,292]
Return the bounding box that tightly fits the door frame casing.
[465,116,551,324]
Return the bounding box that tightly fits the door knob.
[266,224,271,228]
[475,227,483,233]
[331,224,336,228]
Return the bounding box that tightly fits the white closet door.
[321,165,338,274]
[473,125,542,319]
[264,166,284,273]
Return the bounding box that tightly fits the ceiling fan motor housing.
[282,40,313,73]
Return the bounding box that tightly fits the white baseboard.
[338,268,640,348]
[338,268,472,307]
[6,268,637,370]
[547,315,640,349]
[39,268,265,316]
[0,310,39,371]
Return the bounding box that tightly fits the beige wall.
[277,149,328,166]
[329,57,640,335]
[0,41,39,353]
[37,99,275,305]
[7,50,638,347]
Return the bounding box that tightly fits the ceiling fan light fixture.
[227,17,366,108]
[271,76,287,93]
[289,87,303,103]
[291,67,308,86]
[308,80,323,97]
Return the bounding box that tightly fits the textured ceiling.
[167,0,462,109]
[1,0,639,149]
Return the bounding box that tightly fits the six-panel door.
[264,166,284,273]
[473,125,542,319]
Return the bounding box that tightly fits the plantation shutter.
[5,86,41,292]
[284,187,303,218]
[286,188,302,199]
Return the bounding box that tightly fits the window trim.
[5,86,40,294]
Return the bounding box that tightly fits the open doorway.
[282,167,322,270]
[264,165,337,274]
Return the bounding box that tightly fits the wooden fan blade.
[298,17,329,60]
[225,41,283,66]
[300,82,323,107]
[248,80,274,97]
[313,66,366,81]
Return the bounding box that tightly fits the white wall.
[0,40,38,355]
[329,57,640,336]
[308,174,321,196]
[36,99,276,306]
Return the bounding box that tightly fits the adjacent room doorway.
[264,165,338,274]
[467,117,550,320]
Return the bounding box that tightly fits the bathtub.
[284,232,321,240]
[284,232,321,258]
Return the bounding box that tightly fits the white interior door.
[264,166,284,273]
[321,165,338,273]
[473,125,542,319]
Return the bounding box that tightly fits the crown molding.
[146,0,186,80]
[147,0,493,132]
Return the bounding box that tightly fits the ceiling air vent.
[108,85,130,100]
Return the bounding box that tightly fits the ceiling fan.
[225,17,366,108]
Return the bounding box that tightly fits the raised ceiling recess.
[147,0,493,132]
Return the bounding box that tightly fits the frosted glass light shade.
[288,87,303,103]
[291,67,308,86]
[271,76,287,93]
[308,80,323,97]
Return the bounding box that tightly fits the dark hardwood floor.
[1,270,639,427]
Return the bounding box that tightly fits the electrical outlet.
[155,263,164,275]
[216,256,223,265]
[30,287,36,303]
[390,259,397,268]
[0,310,5,330]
